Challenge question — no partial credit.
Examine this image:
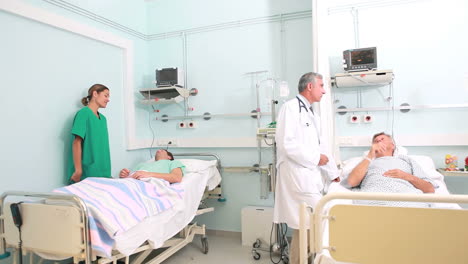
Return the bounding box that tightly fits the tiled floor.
[149,231,287,264]
[0,231,288,264]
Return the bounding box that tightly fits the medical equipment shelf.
[257,128,276,139]
[141,97,185,104]
[437,168,468,177]
[332,69,394,88]
[139,86,197,105]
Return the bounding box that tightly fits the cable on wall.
[279,14,287,81]
[182,32,189,118]
[43,0,147,40]
[42,0,312,45]
[148,104,157,158]
[148,10,312,40]
[328,0,425,15]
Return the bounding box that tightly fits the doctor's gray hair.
[298,72,323,93]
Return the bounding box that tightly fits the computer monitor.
[343,47,377,72]
[155,68,184,87]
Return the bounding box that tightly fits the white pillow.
[177,159,218,173]
[143,158,218,173]
[340,157,362,178]
[408,155,435,170]
[408,155,443,181]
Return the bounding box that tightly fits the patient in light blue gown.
[119,149,185,183]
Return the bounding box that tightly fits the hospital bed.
[298,153,468,264]
[0,153,222,264]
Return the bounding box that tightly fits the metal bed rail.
[0,191,92,264]
[0,153,222,263]
[174,153,225,202]
[299,192,468,264]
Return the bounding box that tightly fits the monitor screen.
[156,68,178,86]
[343,47,377,71]
[351,49,376,65]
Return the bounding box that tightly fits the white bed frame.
[299,192,468,264]
[0,153,222,264]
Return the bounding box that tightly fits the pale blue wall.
[146,0,310,34]
[0,0,151,194]
[0,3,312,263]
[3,1,467,263]
[0,0,468,240]
[142,0,313,232]
[0,1,151,263]
[23,0,148,34]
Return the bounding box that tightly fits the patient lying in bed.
[347,132,437,207]
[119,149,185,183]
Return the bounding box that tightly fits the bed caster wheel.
[252,250,261,260]
[253,239,261,248]
[201,236,209,254]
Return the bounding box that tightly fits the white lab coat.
[273,95,338,229]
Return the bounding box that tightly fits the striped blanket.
[54,177,184,257]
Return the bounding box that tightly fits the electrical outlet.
[167,139,178,147]
[187,121,197,128]
[177,121,187,129]
[158,138,178,147]
[349,115,359,124]
[363,114,373,123]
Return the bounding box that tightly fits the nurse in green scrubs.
[68,84,111,184]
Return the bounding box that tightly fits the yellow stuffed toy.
[445,154,458,171]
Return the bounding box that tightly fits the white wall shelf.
[139,86,191,105]
[332,69,394,88]
[437,168,468,177]
[141,97,185,105]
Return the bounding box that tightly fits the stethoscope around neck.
[296,96,320,143]
[296,96,313,114]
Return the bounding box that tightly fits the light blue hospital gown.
[352,155,438,207]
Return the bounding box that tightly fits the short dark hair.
[166,150,174,160]
[372,132,392,143]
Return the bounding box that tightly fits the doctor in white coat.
[274,72,340,264]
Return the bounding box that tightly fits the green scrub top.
[68,106,111,182]
[134,160,185,175]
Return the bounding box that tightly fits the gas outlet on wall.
[363,114,373,123]
[178,122,187,129]
[187,121,197,128]
[349,115,359,124]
